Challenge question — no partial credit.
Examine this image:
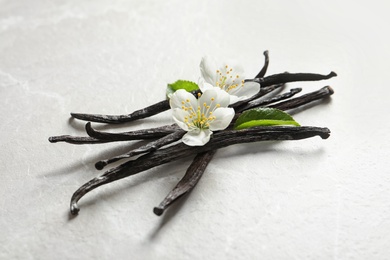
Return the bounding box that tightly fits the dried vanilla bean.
[85,122,179,141]
[153,150,216,216]
[95,130,186,170]
[236,88,302,113]
[231,71,335,108]
[249,71,337,86]
[70,126,330,215]
[71,99,170,124]
[48,123,180,144]
[48,136,111,144]
[270,86,334,111]
[255,50,269,78]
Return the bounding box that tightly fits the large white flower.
[199,56,260,104]
[170,88,235,146]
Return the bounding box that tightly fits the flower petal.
[172,108,189,131]
[199,87,231,108]
[198,77,214,93]
[200,56,217,85]
[169,89,197,110]
[229,95,241,104]
[218,60,244,75]
[239,81,261,97]
[209,107,235,131]
[228,81,260,104]
[182,129,212,146]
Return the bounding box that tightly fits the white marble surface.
[1,0,389,259]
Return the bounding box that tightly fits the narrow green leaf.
[166,80,199,98]
[235,119,300,130]
[234,108,300,130]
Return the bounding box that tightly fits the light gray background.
[1,0,389,259]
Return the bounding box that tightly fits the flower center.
[180,94,219,130]
[215,65,245,93]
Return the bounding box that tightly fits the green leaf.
[166,80,199,98]
[234,108,300,130]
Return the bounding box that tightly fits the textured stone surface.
[1,0,389,259]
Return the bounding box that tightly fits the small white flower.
[199,56,260,104]
[170,88,235,146]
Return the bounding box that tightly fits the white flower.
[170,88,235,146]
[199,56,260,104]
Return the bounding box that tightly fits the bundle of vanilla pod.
[49,51,336,216]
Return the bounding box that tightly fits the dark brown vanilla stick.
[270,86,334,111]
[248,71,337,86]
[85,122,179,140]
[239,70,335,107]
[95,130,186,170]
[48,136,111,144]
[70,126,330,215]
[234,71,335,108]
[153,150,216,216]
[48,123,180,144]
[255,50,269,78]
[236,88,302,113]
[71,99,170,124]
